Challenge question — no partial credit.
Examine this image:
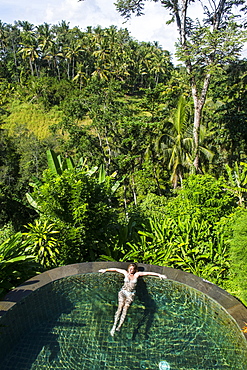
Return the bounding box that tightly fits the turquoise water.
[0,273,247,369]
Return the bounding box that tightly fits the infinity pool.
[0,273,247,369]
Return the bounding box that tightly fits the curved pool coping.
[0,262,247,339]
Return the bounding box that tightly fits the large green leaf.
[26,193,40,212]
[47,149,62,175]
[98,164,106,184]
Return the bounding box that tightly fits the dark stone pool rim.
[1,262,247,339]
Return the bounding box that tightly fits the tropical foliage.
[0,232,39,298]
[1,15,247,304]
[25,152,118,265]
[227,210,247,305]
[23,219,60,267]
[116,175,235,285]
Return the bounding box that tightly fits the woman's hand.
[98,269,106,273]
[159,274,167,279]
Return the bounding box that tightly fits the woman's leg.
[116,295,134,331]
[110,291,125,336]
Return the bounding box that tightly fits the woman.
[99,263,167,336]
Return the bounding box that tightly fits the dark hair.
[127,263,138,272]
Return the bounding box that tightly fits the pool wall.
[0,262,247,342]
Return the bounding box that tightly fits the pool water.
[0,273,247,370]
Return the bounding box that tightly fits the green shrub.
[119,174,236,285]
[23,219,60,268]
[28,167,117,264]
[228,210,247,305]
[165,174,235,222]
[0,232,40,298]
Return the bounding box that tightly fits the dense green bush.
[28,167,118,264]
[120,214,232,285]
[165,174,235,222]
[228,210,247,305]
[0,232,40,298]
[117,174,236,285]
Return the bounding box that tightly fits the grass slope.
[3,101,62,139]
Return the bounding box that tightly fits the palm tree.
[7,24,21,78]
[19,41,39,76]
[224,162,247,207]
[18,24,39,76]
[43,42,60,78]
[53,20,70,45]
[73,63,88,89]
[158,95,194,188]
[37,23,54,53]
[158,96,214,188]
[0,21,7,52]
[92,27,111,81]
[150,47,171,86]
[18,21,34,31]
[64,39,84,79]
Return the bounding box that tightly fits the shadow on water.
[0,284,75,370]
[132,277,157,340]
[23,324,61,365]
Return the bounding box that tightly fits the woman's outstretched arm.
[98,268,127,275]
[137,271,167,279]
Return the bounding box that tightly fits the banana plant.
[47,150,121,194]
[26,151,121,212]
[96,164,121,195]
[224,162,247,207]
[46,149,76,175]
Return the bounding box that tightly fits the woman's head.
[127,263,138,274]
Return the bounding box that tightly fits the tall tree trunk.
[131,175,137,205]
[173,0,215,173]
[123,183,128,220]
[192,102,202,172]
[191,73,211,172]
[104,126,111,170]
[29,57,34,76]
[67,60,70,79]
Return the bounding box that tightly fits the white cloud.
[123,1,178,55]
[43,0,121,28]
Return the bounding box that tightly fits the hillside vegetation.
[0,20,247,305]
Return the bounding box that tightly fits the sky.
[1,0,246,64]
[1,0,178,61]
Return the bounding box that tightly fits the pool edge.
[1,262,247,340]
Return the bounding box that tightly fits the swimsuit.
[118,276,137,304]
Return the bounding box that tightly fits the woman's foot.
[110,327,115,336]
